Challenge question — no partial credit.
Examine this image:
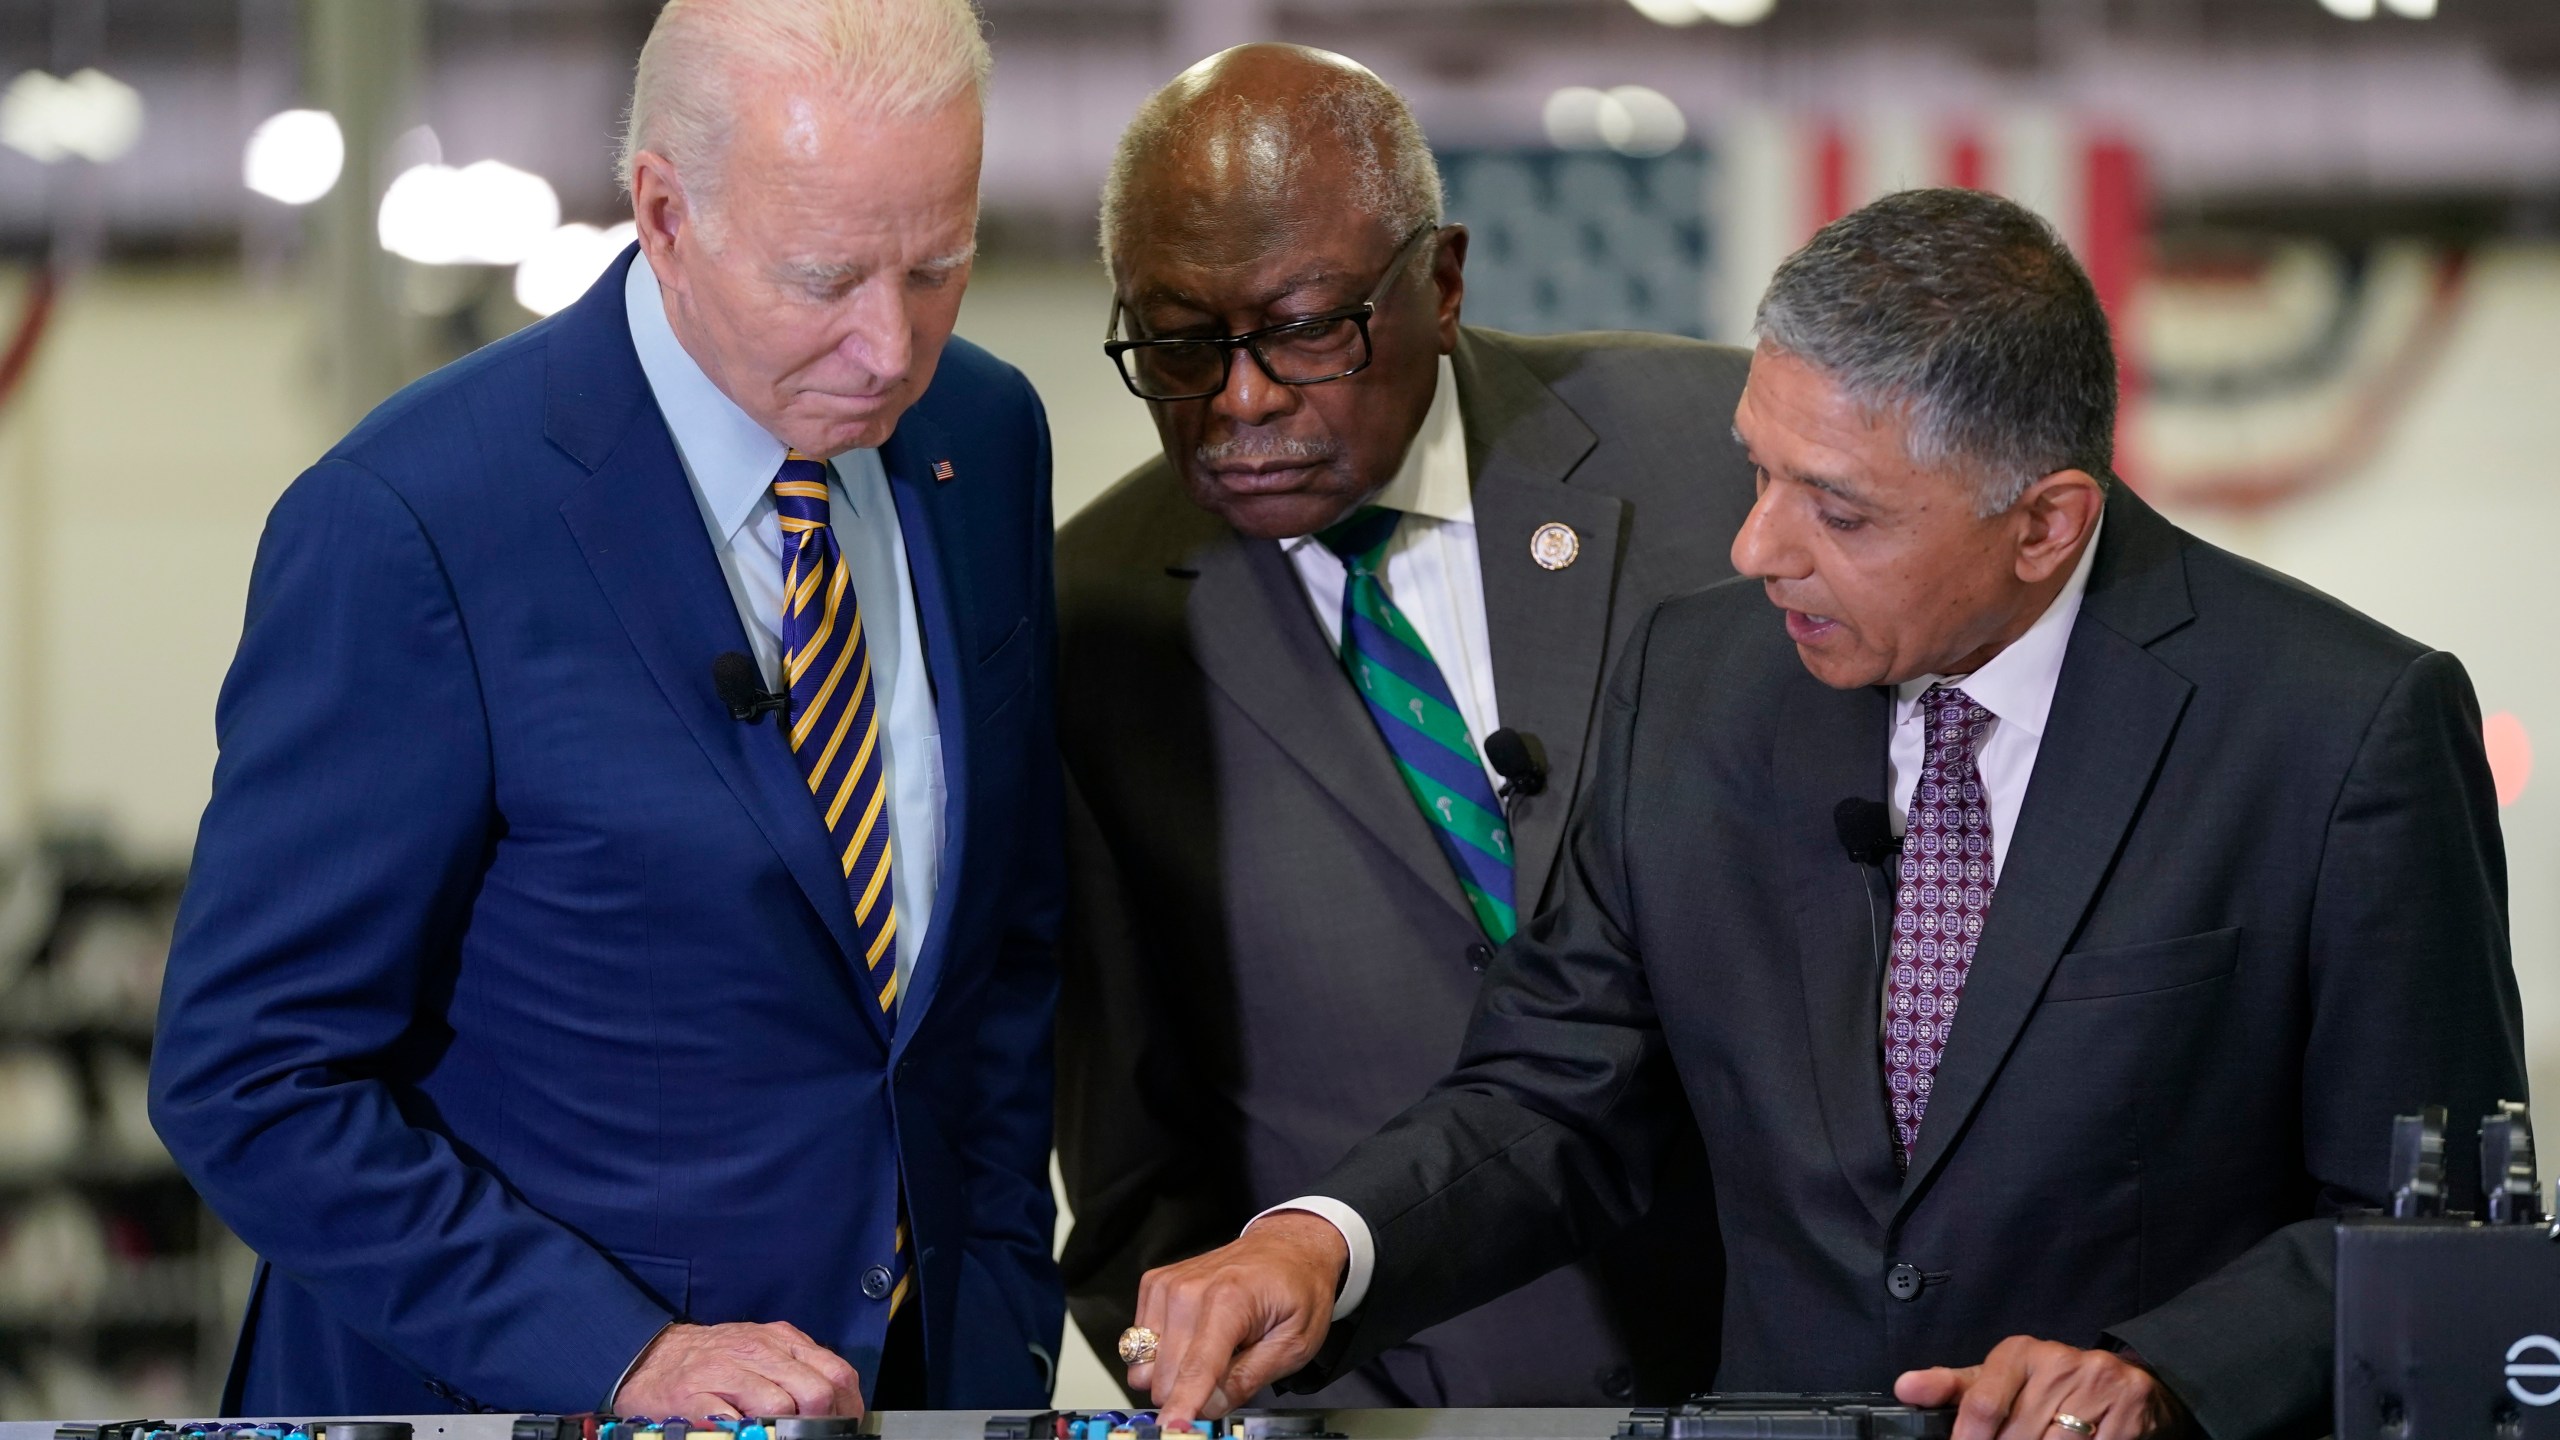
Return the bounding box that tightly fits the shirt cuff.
[1246,1197,1375,1319]
[607,1319,679,1410]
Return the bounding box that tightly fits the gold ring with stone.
[1117,1325,1161,1366]
[2051,1416,2095,1437]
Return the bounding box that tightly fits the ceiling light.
[243,109,345,205]
[514,221,638,316]
[1626,0,1710,24]
[1599,86,1689,156]
[2318,0,2377,18]
[2380,0,2435,16]
[1544,87,1611,149]
[378,159,562,266]
[0,67,144,165]
[1693,0,1778,24]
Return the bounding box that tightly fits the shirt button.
[1465,943,1495,973]
[861,1264,895,1300]
[1887,1262,1925,1302]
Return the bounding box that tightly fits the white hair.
[617,0,991,206]
[1099,53,1445,276]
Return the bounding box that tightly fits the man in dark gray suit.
[1122,189,2527,1440]
[1054,44,1753,1406]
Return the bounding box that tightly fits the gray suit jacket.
[1055,327,1759,1405]
[1291,483,2527,1440]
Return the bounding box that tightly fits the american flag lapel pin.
[931,459,956,483]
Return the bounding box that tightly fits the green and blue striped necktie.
[1319,506,1518,942]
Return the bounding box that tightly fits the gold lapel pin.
[1530,521,1580,571]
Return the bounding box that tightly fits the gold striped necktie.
[773,451,901,1019]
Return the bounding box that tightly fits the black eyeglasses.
[1103,224,1438,402]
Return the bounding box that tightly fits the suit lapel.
[1775,675,1903,1230]
[876,415,969,1039]
[1897,487,2198,1209]
[544,256,887,1048]
[1457,332,1615,909]
[1185,528,1474,924]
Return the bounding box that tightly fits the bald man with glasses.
[1053,44,1757,1407]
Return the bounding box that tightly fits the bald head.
[1100,43,1443,278]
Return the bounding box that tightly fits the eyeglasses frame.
[1101,222,1441,403]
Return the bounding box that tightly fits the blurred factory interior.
[0,0,2555,1416]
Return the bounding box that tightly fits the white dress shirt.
[1268,515,2108,1319]
[1279,354,1506,795]
[623,254,944,994]
[1887,515,2104,879]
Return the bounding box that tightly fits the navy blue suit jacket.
[150,250,1064,1415]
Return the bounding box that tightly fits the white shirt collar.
[1281,352,1471,551]
[625,252,792,545]
[1893,512,2108,738]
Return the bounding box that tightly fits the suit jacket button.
[1596,1362,1636,1400]
[1887,1262,1925,1302]
[862,1264,895,1300]
[1465,943,1495,973]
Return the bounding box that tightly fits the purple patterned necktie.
[1886,684,1998,1171]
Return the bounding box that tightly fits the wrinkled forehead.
[1115,154,1395,309]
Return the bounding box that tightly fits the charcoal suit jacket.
[1294,481,2526,1440]
[1057,327,1758,1405]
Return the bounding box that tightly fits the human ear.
[629,153,695,285]
[2012,469,2106,585]
[1430,225,1468,353]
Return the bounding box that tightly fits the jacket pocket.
[2044,926,2240,1002]
[617,1252,693,1318]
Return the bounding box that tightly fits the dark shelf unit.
[0,844,241,1421]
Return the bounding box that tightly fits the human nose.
[1208,343,1295,429]
[834,280,916,387]
[1730,481,1808,582]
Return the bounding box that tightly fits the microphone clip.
[712,651,789,726]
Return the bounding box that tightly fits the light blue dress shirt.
[624,253,943,993]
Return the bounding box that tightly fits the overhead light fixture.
[2379,0,2435,15]
[0,67,144,164]
[1544,85,1691,157]
[1627,0,1709,24]
[1626,0,1774,26]
[378,159,562,266]
[2318,0,2378,17]
[1544,87,1612,149]
[243,109,345,205]
[1599,86,1689,156]
[514,221,638,316]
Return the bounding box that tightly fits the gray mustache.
[1195,435,1339,466]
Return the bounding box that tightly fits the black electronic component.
[512,1419,588,1440]
[2386,1104,2448,1218]
[762,1422,862,1440]
[1486,728,1547,800]
[2338,1098,2560,1438]
[2481,1101,2545,1226]
[54,1423,168,1440]
[713,651,788,724]
[981,1414,1058,1440]
[1622,1395,1953,1440]
[1832,799,1898,868]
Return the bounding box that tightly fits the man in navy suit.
[148,0,1061,1417]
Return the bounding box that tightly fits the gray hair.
[1098,50,1445,275]
[617,0,991,206]
[1754,187,2118,515]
